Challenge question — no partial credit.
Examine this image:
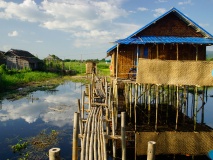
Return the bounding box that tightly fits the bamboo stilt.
[121,112,126,160]
[72,112,79,160]
[155,85,158,131]
[175,86,179,130]
[194,86,198,131]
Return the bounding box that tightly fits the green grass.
[0,70,59,91]
[0,61,110,92]
[63,61,110,76]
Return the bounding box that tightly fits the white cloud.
[157,0,168,2]
[199,23,209,28]
[36,40,43,43]
[178,0,192,5]
[153,8,166,17]
[0,0,136,48]
[8,30,18,37]
[138,7,148,12]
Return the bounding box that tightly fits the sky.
[1,0,213,60]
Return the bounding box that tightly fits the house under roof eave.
[106,7,213,56]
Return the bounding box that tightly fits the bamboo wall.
[136,58,213,86]
[136,132,213,155]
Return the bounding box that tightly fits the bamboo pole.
[183,86,187,123]
[148,84,151,125]
[112,102,117,158]
[116,43,119,79]
[82,91,85,120]
[89,108,97,160]
[135,83,138,131]
[72,112,79,160]
[85,108,94,160]
[201,87,205,124]
[147,141,156,160]
[93,108,99,160]
[49,148,61,160]
[78,99,83,134]
[101,107,107,160]
[155,85,158,131]
[175,86,179,130]
[97,109,102,160]
[121,112,126,160]
[130,83,132,120]
[165,85,169,124]
[194,86,198,131]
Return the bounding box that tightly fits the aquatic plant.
[11,139,28,153]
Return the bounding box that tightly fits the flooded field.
[0,81,84,160]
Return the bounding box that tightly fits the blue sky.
[1,0,213,60]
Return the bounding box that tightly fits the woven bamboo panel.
[136,131,213,155]
[136,58,213,86]
[86,62,96,74]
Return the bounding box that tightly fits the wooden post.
[81,91,85,120]
[194,86,198,131]
[183,86,187,123]
[116,43,119,79]
[148,84,151,125]
[112,101,116,158]
[155,85,158,131]
[135,83,138,131]
[72,112,79,160]
[49,148,60,160]
[201,87,205,124]
[147,141,156,160]
[175,86,179,130]
[166,85,169,124]
[121,112,126,160]
[130,83,132,120]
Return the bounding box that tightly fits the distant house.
[0,51,6,65]
[5,49,42,70]
[44,54,62,62]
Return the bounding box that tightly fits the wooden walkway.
[72,75,126,160]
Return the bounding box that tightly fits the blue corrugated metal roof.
[107,7,213,54]
[116,36,213,45]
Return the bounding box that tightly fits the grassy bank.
[63,61,110,76]
[0,61,110,92]
[0,71,60,91]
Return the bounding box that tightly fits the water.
[0,81,84,160]
[1,82,213,160]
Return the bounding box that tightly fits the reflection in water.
[0,81,83,160]
[0,100,2,110]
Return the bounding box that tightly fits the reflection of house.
[107,7,213,79]
[5,49,42,70]
[0,51,6,65]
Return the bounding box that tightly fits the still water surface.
[0,82,213,159]
[0,81,83,160]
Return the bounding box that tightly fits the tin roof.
[107,7,213,54]
[116,36,213,45]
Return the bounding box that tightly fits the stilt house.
[107,8,213,81]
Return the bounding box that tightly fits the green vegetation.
[0,60,110,92]
[10,129,59,160]
[0,64,60,92]
[11,139,28,153]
